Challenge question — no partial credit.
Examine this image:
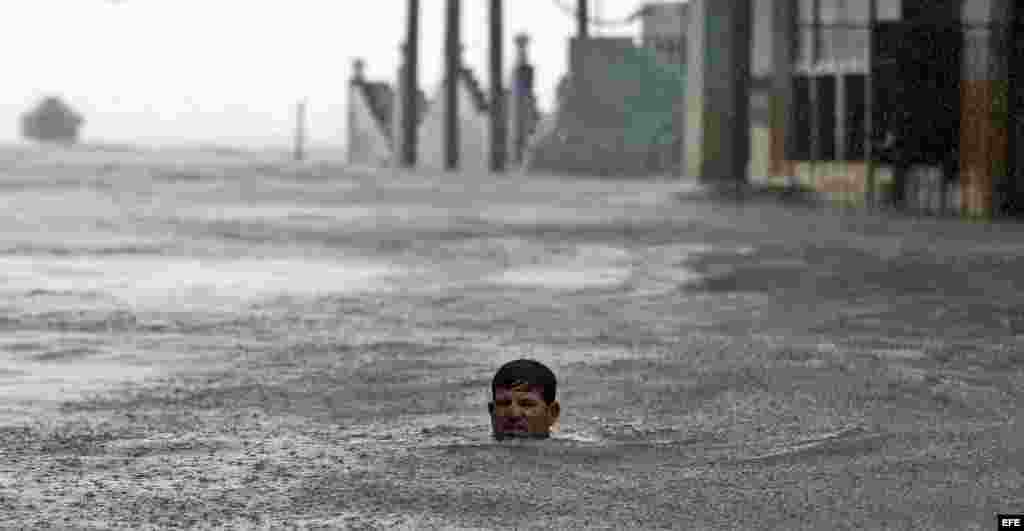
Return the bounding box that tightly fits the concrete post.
[352,58,365,83]
[294,98,306,162]
[578,0,589,39]
[864,0,876,207]
[394,45,407,168]
[489,0,506,173]
[770,0,795,178]
[444,0,461,171]
[402,0,420,168]
[684,0,753,191]
[347,59,365,166]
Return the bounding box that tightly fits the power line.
[550,0,646,28]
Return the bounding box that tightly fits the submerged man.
[488,359,561,440]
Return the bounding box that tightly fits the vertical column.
[347,59,365,165]
[960,0,1012,217]
[294,98,306,162]
[1007,0,1024,215]
[394,45,406,168]
[444,0,461,171]
[808,0,820,189]
[578,0,589,39]
[402,0,420,168]
[770,0,796,178]
[864,0,876,206]
[685,0,753,188]
[489,0,506,173]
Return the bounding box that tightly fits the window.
[798,0,815,24]
[844,74,867,160]
[820,27,870,71]
[820,0,871,25]
[816,75,838,160]
[792,0,878,161]
[877,0,902,22]
[792,76,812,160]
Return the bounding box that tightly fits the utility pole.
[577,0,589,39]
[864,0,876,209]
[489,0,505,173]
[402,0,420,167]
[294,98,307,162]
[444,0,461,171]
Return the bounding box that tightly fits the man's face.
[489,383,560,439]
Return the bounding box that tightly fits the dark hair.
[491,359,557,405]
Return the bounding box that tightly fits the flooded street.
[1,146,1022,530]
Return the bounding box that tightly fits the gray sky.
[0,0,645,150]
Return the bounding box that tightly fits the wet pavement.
[0,147,1022,529]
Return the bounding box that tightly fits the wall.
[416,71,490,173]
[525,37,685,177]
[346,83,393,167]
[756,0,1017,217]
[641,2,688,66]
[750,0,779,181]
[959,0,1012,217]
[392,66,430,168]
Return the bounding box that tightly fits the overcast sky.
[0,0,645,150]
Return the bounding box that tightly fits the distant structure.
[507,33,541,167]
[347,36,540,172]
[414,58,493,173]
[21,96,83,144]
[639,2,688,67]
[347,59,399,167]
[524,23,686,177]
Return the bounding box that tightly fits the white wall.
[416,76,490,173]
[347,85,393,167]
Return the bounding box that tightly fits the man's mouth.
[499,420,528,432]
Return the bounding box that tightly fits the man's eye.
[496,400,511,407]
[519,401,536,408]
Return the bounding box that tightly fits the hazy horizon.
[1,0,645,152]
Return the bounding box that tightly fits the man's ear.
[547,400,560,422]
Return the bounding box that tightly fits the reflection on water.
[0,255,404,312]
[0,155,749,440]
[485,242,634,290]
[489,267,630,290]
[178,203,379,224]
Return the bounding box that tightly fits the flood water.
[0,148,723,443]
[2,146,1020,530]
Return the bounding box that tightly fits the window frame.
[791,0,878,163]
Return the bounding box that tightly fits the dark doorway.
[873,23,962,166]
[1005,1,1024,217]
[872,3,962,208]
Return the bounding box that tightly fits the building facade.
[732,0,1021,218]
[640,2,688,67]
[524,32,686,177]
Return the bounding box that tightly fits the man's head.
[488,359,560,440]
